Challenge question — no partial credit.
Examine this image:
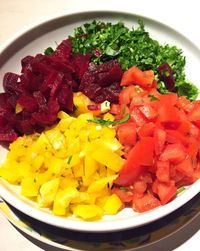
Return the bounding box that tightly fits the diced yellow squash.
[103,194,123,215]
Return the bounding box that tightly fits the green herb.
[44,47,54,56]
[148,93,160,101]
[67,155,73,164]
[71,20,198,100]
[88,114,130,126]
[177,187,186,195]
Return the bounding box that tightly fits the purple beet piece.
[3,72,19,95]
[17,95,38,113]
[157,63,175,91]
[72,53,90,80]
[57,85,74,112]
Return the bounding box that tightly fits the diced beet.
[82,82,102,100]
[33,91,47,111]
[57,85,74,112]
[72,53,90,80]
[157,63,175,91]
[3,72,19,95]
[50,38,72,63]
[0,37,123,144]
[21,55,34,73]
[95,60,123,87]
[0,129,18,142]
[88,104,101,111]
[17,96,38,113]
[80,60,123,103]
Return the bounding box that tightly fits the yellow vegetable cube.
[53,187,79,216]
[38,178,60,207]
[87,175,117,193]
[92,147,125,171]
[84,155,98,177]
[21,176,39,197]
[103,194,123,215]
[72,204,103,220]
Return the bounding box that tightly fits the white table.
[0,0,199,250]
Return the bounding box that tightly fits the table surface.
[0,0,199,250]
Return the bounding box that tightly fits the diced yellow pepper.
[92,147,125,171]
[103,194,123,215]
[87,175,117,193]
[53,187,79,216]
[72,204,103,220]
[84,155,98,177]
[21,176,39,197]
[38,178,60,207]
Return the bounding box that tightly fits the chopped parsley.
[88,114,130,126]
[44,47,54,56]
[71,20,198,100]
[177,187,186,195]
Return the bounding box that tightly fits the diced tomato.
[119,85,139,105]
[156,180,177,205]
[176,157,194,177]
[165,129,189,146]
[138,122,155,137]
[133,180,147,194]
[156,161,170,183]
[138,104,158,121]
[187,139,199,160]
[158,105,181,129]
[120,66,154,88]
[159,93,178,106]
[188,102,200,128]
[177,119,191,135]
[159,143,187,164]
[130,107,147,127]
[114,65,200,213]
[110,104,121,115]
[112,188,133,203]
[154,127,166,155]
[117,122,137,146]
[176,96,193,113]
[114,137,155,186]
[132,193,161,212]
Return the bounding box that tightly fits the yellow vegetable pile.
[0,110,125,220]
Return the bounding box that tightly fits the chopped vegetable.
[71,20,198,100]
[44,47,54,55]
[88,114,130,126]
[0,111,124,220]
[112,67,200,212]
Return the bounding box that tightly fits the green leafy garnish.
[177,187,186,195]
[88,114,130,126]
[67,155,73,164]
[148,93,160,101]
[44,47,54,56]
[71,20,199,100]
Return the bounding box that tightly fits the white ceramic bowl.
[0,10,200,232]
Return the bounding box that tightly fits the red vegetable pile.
[111,66,200,212]
[0,39,122,143]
